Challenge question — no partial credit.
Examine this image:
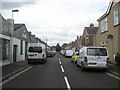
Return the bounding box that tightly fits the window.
[20,40,23,55]
[114,7,119,25]
[105,18,108,31]
[87,48,107,56]
[101,17,108,33]
[2,39,10,60]
[28,47,42,53]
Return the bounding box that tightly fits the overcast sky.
[1,0,111,46]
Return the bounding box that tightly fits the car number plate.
[88,63,96,65]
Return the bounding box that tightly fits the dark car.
[47,51,54,57]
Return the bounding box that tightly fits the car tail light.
[84,57,87,62]
[42,54,44,58]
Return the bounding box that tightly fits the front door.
[13,45,17,62]
[25,42,28,59]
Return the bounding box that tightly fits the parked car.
[65,49,74,57]
[52,50,56,55]
[77,46,109,71]
[60,50,65,55]
[71,52,79,64]
[47,50,54,57]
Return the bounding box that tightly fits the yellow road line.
[0,66,32,86]
[106,72,120,80]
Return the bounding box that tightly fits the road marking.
[0,66,32,86]
[61,65,65,72]
[0,66,29,81]
[59,61,62,65]
[59,58,71,90]
[59,59,61,62]
[64,76,71,90]
[106,72,120,80]
[108,71,120,76]
[59,59,62,65]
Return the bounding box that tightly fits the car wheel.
[76,63,80,67]
[71,60,73,62]
[75,61,77,64]
[74,61,77,64]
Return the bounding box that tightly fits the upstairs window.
[114,7,119,25]
[101,17,108,33]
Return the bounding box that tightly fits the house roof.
[14,24,25,31]
[97,0,113,21]
[85,27,98,35]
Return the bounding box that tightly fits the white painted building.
[0,14,11,66]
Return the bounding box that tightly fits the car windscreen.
[28,47,42,53]
[66,50,73,53]
[87,48,107,56]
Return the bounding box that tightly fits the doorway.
[13,45,17,62]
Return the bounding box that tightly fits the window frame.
[114,7,119,26]
[101,17,108,33]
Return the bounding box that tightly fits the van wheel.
[28,62,30,64]
[42,61,45,64]
[81,64,85,71]
[81,67,85,71]
[102,69,108,72]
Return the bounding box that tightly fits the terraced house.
[0,14,12,66]
[94,0,120,63]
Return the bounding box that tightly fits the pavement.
[108,63,120,77]
[1,59,120,82]
[1,60,30,81]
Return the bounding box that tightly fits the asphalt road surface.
[2,53,119,89]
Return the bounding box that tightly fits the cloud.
[1,0,110,46]
[1,0,38,9]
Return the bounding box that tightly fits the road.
[2,53,119,89]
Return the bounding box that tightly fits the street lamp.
[9,9,19,63]
[46,39,48,51]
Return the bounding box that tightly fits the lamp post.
[9,9,19,63]
[46,39,48,52]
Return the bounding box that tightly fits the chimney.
[7,19,14,24]
[90,23,94,27]
[28,31,31,35]
[32,35,35,37]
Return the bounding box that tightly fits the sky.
[1,0,111,46]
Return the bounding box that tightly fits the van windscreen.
[87,48,107,56]
[28,47,42,53]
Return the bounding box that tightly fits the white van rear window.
[87,48,107,56]
[29,47,42,53]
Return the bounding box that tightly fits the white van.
[65,49,74,57]
[27,46,47,64]
[77,46,109,71]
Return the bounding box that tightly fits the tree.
[62,43,68,50]
[56,43,61,52]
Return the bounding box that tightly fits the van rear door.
[87,48,108,67]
